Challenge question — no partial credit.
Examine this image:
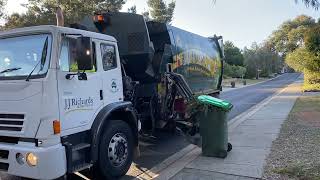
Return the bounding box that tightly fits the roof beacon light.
[94,15,105,23]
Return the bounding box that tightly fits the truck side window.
[101,44,117,71]
[59,39,70,72]
[59,38,97,72]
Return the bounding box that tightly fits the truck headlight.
[26,153,38,166]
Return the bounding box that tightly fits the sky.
[4,0,320,49]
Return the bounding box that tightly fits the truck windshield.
[0,34,52,80]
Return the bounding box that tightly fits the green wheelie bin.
[197,95,233,158]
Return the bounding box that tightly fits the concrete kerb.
[133,76,295,180]
[222,74,284,93]
[228,85,288,132]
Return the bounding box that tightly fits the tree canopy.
[304,25,320,54]
[267,15,316,55]
[243,42,282,78]
[0,0,6,18]
[127,5,137,14]
[4,0,126,29]
[147,0,175,23]
[223,41,244,66]
[299,0,320,9]
[280,16,320,91]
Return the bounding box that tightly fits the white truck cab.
[0,25,139,179]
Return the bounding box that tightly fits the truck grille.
[0,114,25,132]
[0,150,8,159]
[0,162,8,171]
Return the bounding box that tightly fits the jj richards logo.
[64,97,94,111]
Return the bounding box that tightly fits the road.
[124,73,301,179]
[0,73,300,180]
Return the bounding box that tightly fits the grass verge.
[263,95,320,180]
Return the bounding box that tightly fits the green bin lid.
[197,95,233,111]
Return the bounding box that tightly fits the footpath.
[136,77,303,180]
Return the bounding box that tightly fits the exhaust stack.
[56,6,64,26]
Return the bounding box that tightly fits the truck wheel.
[97,120,134,179]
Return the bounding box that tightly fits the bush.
[286,48,320,72]
[303,70,320,92]
[224,63,247,78]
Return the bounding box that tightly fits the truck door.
[96,40,124,105]
[57,37,104,132]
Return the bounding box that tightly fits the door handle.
[100,90,103,100]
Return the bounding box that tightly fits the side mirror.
[75,37,93,70]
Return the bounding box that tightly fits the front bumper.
[0,142,66,180]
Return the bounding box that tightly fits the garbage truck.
[0,12,224,179]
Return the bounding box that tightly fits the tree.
[304,25,320,54]
[286,47,319,72]
[267,15,316,55]
[4,0,126,29]
[286,25,320,72]
[97,0,126,12]
[147,0,175,23]
[0,0,6,18]
[141,10,151,21]
[243,42,282,78]
[4,13,39,29]
[224,63,246,78]
[223,41,244,66]
[298,0,320,9]
[128,5,137,14]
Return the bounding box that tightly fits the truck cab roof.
[0,25,117,42]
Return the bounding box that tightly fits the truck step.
[72,143,91,151]
[72,163,93,172]
[176,120,193,127]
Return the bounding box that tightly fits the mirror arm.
[65,73,78,80]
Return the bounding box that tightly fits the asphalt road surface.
[0,73,300,180]
[124,73,301,180]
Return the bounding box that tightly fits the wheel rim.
[107,133,128,167]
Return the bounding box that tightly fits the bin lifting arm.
[165,72,202,145]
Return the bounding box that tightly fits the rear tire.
[96,120,134,179]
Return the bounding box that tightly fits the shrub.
[224,63,247,78]
[303,70,320,91]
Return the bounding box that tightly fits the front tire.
[97,120,134,179]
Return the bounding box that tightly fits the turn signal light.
[53,120,61,134]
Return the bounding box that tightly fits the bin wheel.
[218,150,228,158]
[227,143,232,152]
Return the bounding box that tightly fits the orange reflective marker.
[53,120,61,134]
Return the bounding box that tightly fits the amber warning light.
[93,14,108,32]
[94,15,105,23]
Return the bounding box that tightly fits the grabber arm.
[165,72,202,146]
